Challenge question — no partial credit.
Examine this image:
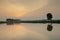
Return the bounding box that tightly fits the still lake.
[0,23,60,40]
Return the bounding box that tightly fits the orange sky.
[0,0,48,18]
[0,0,60,20]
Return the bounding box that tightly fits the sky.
[0,0,60,20]
[0,0,60,40]
[0,0,48,18]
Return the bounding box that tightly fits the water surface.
[0,24,60,40]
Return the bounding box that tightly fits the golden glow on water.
[0,24,48,40]
[0,25,27,38]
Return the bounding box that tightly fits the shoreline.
[0,20,60,24]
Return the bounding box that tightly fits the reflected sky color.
[0,24,60,40]
[0,24,49,40]
[0,0,60,40]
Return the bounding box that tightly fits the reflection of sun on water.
[0,25,27,38]
[0,24,48,40]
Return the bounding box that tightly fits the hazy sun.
[6,4,28,17]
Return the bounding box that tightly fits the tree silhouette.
[47,13,53,20]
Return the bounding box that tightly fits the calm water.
[0,23,60,40]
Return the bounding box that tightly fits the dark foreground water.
[0,23,60,40]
